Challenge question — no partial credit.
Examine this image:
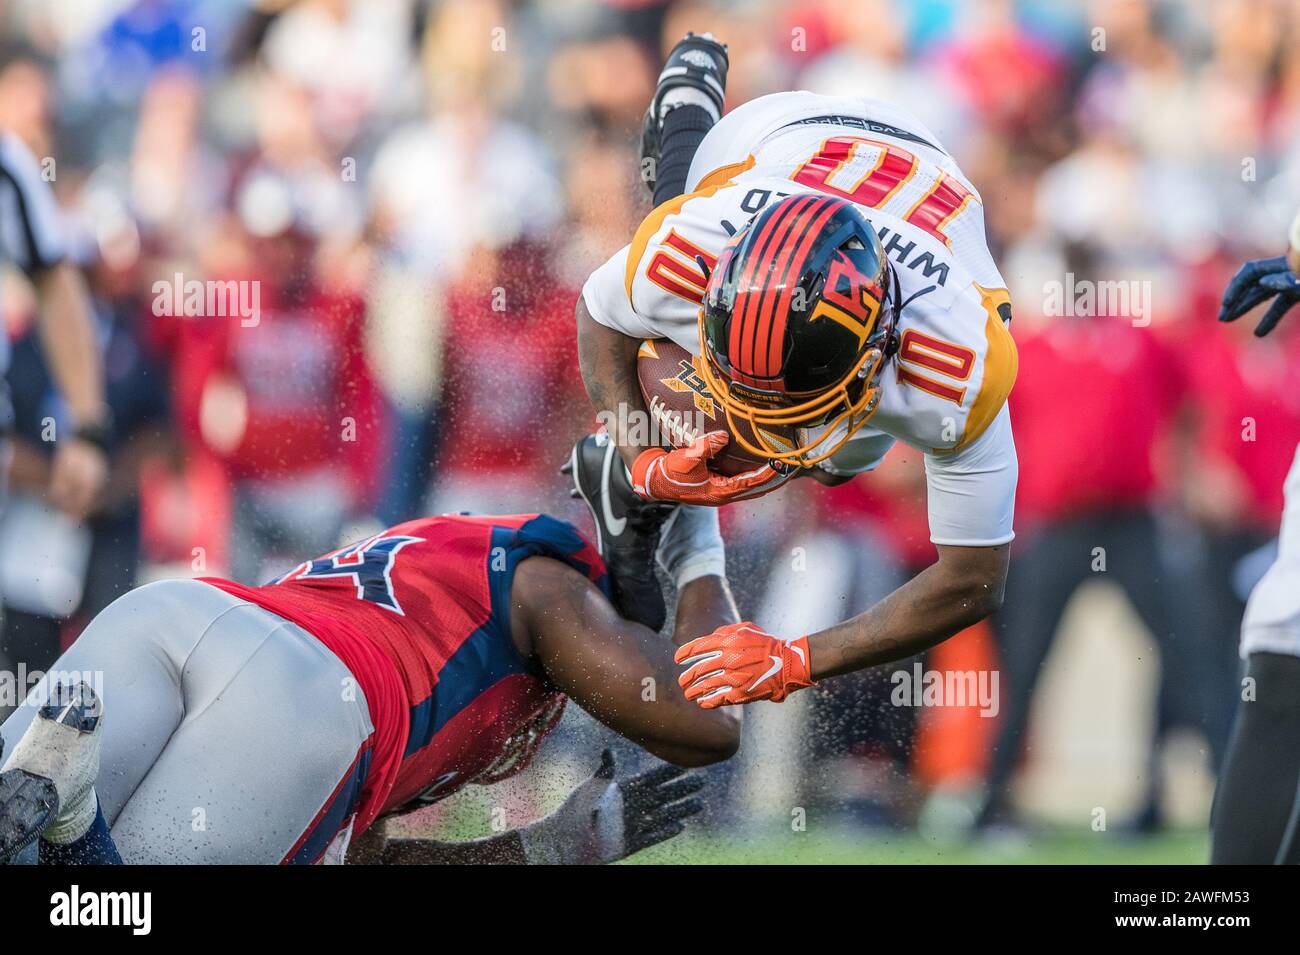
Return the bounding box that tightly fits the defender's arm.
[351,752,708,865]
[512,555,741,765]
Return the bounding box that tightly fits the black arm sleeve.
[652,105,717,208]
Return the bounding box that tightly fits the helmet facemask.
[696,309,888,467]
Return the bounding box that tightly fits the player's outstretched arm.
[678,401,1017,706]
[511,553,742,766]
[676,543,1008,706]
[352,751,704,865]
[809,542,1009,677]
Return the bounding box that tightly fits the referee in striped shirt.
[0,129,106,521]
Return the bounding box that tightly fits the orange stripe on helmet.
[729,195,815,378]
[760,197,843,378]
[728,201,789,372]
[749,196,836,378]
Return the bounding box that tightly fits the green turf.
[405,785,1207,864]
[624,827,1208,864]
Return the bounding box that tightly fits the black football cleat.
[640,32,729,194]
[563,433,676,631]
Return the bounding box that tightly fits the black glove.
[518,749,705,863]
[1218,255,1300,337]
[617,755,706,856]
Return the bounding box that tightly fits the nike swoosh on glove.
[631,431,786,506]
[675,622,815,707]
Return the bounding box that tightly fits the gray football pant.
[0,579,372,863]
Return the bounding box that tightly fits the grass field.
[407,791,1207,863]
[422,769,1209,865]
[626,828,1208,865]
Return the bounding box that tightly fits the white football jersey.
[583,92,1018,546]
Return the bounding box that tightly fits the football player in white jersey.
[1212,207,1300,864]
[573,66,1017,707]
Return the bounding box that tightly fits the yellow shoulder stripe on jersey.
[624,179,740,302]
[695,155,755,191]
[953,284,1017,451]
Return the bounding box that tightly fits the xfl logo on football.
[661,358,718,419]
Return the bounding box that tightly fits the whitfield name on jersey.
[583,92,1019,547]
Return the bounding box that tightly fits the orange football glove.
[675,622,815,708]
[631,431,785,506]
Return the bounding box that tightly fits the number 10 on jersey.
[792,136,974,247]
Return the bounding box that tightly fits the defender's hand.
[518,750,705,864]
[1219,255,1300,337]
[676,622,814,707]
[631,431,783,506]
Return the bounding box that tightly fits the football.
[636,338,796,476]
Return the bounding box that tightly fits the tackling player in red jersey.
[0,507,737,864]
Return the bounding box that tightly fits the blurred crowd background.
[3,0,1300,850]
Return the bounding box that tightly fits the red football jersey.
[204,513,608,836]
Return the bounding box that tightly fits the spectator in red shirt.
[428,239,587,517]
[1182,309,1300,533]
[979,257,1198,832]
[170,172,382,584]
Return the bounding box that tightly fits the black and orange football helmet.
[697,193,899,467]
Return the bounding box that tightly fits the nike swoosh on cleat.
[748,656,783,692]
[600,442,627,537]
